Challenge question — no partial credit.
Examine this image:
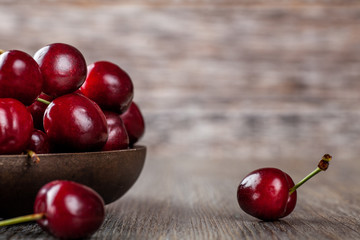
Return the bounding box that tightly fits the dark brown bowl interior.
[0,145,146,218]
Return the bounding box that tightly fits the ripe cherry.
[27,93,53,131]
[237,168,295,221]
[120,102,145,146]
[0,98,33,154]
[43,93,108,152]
[237,154,332,221]
[80,61,134,113]
[0,180,105,239]
[102,111,129,151]
[34,180,105,239]
[27,129,50,154]
[0,50,43,105]
[34,43,87,98]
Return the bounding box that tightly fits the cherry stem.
[36,97,51,105]
[289,154,332,195]
[27,150,40,164]
[0,213,45,227]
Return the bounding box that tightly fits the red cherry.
[0,50,43,105]
[120,102,145,146]
[34,180,105,239]
[43,93,108,152]
[102,111,129,151]
[27,129,50,154]
[0,98,33,154]
[237,168,295,221]
[0,180,105,238]
[237,154,332,221]
[80,61,134,113]
[34,43,87,97]
[27,93,53,131]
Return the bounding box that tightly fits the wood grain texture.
[0,0,360,239]
[0,156,359,239]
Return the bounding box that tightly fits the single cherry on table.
[0,180,105,239]
[237,168,296,221]
[237,154,332,221]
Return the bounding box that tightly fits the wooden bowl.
[0,145,146,218]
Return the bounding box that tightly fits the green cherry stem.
[0,213,45,227]
[289,168,322,194]
[36,97,51,105]
[289,154,332,195]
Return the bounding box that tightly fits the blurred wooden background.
[1,1,360,163]
[1,1,360,239]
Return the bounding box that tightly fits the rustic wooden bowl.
[0,145,146,218]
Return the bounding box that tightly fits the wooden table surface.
[1,1,360,239]
[0,154,359,239]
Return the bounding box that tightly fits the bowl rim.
[0,145,146,159]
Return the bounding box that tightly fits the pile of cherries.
[0,43,145,238]
[0,42,145,155]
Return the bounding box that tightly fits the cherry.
[27,129,50,154]
[80,61,134,113]
[0,50,43,105]
[27,93,53,131]
[34,180,105,239]
[0,180,105,239]
[237,154,332,221]
[120,102,145,146]
[0,98,33,154]
[102,111,129,151]
[237,168,294,221]
[43,93,108,152]
[33,43,87,98]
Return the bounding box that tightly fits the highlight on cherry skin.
[0,180,105,239]
[236,154,332,221]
